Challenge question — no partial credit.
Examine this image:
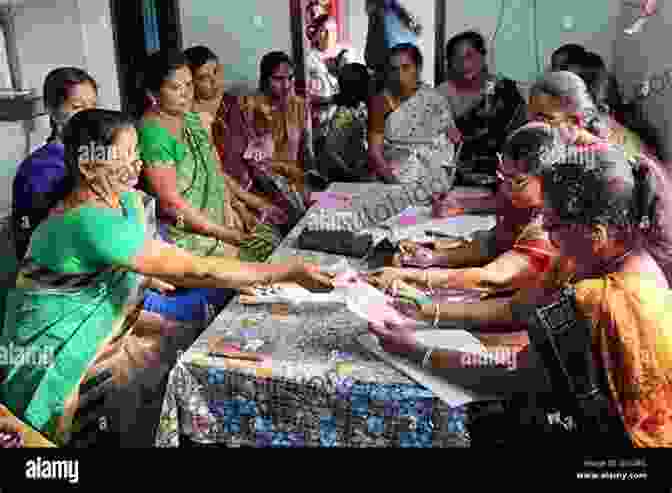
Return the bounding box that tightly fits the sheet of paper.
[357,333,500,407]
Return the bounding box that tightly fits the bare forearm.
[159,197,239,243]
[418,299,514,327]
[431,240,492,268]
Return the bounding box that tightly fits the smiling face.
[78,126,142,197]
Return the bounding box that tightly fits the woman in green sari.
[0,109,332,445]
[137,49,284,262]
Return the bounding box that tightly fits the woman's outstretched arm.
[127,238,331,291]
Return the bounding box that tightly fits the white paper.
[357,333,500,407]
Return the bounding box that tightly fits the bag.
[515,286,632,447]
[297,229,373,258]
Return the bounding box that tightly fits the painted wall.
[0,0,119,217]
[180,0,293,93]
[442,0,622,83]
[612,4,671,161]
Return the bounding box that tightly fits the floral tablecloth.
[156,182,482,447]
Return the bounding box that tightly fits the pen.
[208,351,264,362]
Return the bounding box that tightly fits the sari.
[138,111,282,261]
[516,271,672,447]
[436,76,527,176]
[214,94,310,229]
[370,84,457,185]
[0,191,147,444]
[572,272,672,447]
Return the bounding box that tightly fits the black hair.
[134,49,190,118]
[183,45,218,73]
[43,67,98,143]
[551,44,586,69]
[334,63,371,107]
[61,109,137,193]
[501,123,559,176]
[445,31,486,62]
[259,51,294,93]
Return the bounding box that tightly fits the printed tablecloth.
[156,182,485,447]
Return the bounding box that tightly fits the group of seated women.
[1,23,670,447]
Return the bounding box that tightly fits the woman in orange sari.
[370,147,672,447]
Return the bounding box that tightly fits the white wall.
[612,4,671,160]
[0,0,119,216]
[181,0,293,93]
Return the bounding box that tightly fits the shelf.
[0,92,44,121]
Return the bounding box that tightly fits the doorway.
[109,0,183,116]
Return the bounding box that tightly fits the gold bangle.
[433,303,440,328]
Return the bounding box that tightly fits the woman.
[528,70,646,158]
[368,123,571,346]
[12,68,98,262]
[317,63,372,182]
[368,43,456,185]
[306,14,356,136]
[0,109,332,445]
[137,49,283,262]
[184,45,226,118]
[569,53,664,164]
[213,51,312,226]
[436,31,526,180]
[364,0,421,92]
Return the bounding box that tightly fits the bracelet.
[421,348,434,369]
[433,303,440,328]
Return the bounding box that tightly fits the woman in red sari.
[368,122,565,347]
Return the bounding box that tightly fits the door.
[109,0,183,116]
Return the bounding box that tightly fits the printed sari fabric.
[370,84,456,185]
[138,111,281,261]
[436,77,526,175]
[573,272,672,447]
[0,191,147,445]
[213,94,309,228]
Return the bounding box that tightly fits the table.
[155,182,490,447]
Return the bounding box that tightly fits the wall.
[180,0,293,93]
[442,0,622,84]
[612,3,671,160]
[347,0,437,84]
[0,0,119,216]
